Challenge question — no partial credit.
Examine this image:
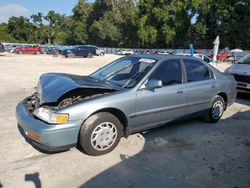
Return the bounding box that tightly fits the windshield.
[91,56,156,88]
[238,53,250,64]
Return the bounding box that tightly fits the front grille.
[233,74,250,83]
[237,87,250,93]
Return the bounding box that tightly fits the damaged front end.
[24,73,119,124]
[26,87,117,124]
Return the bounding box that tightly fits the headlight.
[33,107,69,124]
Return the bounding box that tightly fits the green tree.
[7,16,36,43]
[30,12,44,43]
[0,23,16,42]
[70,0,93,44]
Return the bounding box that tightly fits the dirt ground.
[0,53,249,188]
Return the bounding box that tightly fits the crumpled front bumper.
[16,99,82,151]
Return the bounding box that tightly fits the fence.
[99,47,250,56]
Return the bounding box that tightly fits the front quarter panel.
[58,89,136,126]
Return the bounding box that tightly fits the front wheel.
[67,52,75,58]
[79,112,123,156]
[204,95,225,123]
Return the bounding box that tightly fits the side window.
[149,60,182,86]
[183,59,211,82]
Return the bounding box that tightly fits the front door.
[132,59,186,132]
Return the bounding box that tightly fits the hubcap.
[212,101,224,119]
[91,122,117,151]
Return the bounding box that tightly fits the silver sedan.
[16,55,237,155]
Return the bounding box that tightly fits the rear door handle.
[177,90,183,94]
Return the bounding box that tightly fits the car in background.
[194,54,212,64]
[4,45,21,53]
[217,53,231,61]
[117,49,134,55]
[43,46,57,54]
[175,53,212,64]
[0,43,4,52]
[158,50,172,55]
[65,46,97,58]
[14,45,43,54]
[16,55,236,156]
[225,53,250,94]
[84,45,105,56]
[43,46,51,54]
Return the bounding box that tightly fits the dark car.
[84,45,105,56]
[16,55,237,156]
[0,43,4,52]
[65,46,96,58]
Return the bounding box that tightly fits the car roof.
[128,54,199,61]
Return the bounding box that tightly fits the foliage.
[0,0,249,49]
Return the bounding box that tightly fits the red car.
[217,53,231,61]
[14,45,43,54]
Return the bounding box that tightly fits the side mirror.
[145,79,162,90]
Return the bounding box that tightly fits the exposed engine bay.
[26,88,116,113]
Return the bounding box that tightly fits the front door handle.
[177,90,183,94]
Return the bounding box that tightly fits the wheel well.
[217,92,228,108]
[94,108,129,137]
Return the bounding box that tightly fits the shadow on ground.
[25,172,41,188]
[82,110,250,188]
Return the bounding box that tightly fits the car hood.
[38,73,119,104]
[227,64,250,76]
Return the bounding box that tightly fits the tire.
[67,52,75,58]
[204,95,225,123]
[100,52,104,56]
[87,53,93,58]
[79,112,123,156]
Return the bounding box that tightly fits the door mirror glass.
[145,79,162,89]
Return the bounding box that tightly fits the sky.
[0,0,94,23]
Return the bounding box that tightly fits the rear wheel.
[204,95,225,123]
[87,53,93,58]
[67,52,75,58]
[100,52,104,56]
[80,112,122,156]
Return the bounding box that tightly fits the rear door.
[78,47,88,56]
[182,58,216,114]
